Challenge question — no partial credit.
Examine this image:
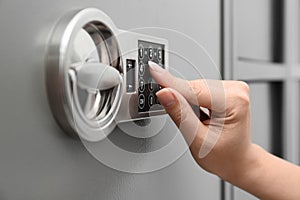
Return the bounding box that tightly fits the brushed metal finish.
[46,8,123,141]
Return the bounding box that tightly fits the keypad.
[138,40,165,113]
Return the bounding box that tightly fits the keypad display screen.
[138,40,165,113]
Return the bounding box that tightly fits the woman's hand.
[148,61,253,181]
[149,61,300,200]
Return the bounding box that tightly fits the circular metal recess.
[46,8,123,141]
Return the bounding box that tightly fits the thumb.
[156,88,207,146]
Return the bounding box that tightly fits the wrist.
[220,144,265,187]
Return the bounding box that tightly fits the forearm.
[227,144,300,200]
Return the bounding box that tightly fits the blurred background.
[222,0,300,199]
[0,0,298,199]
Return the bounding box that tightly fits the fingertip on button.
[156,88,175,108]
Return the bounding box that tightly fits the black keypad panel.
[138,40,165,113]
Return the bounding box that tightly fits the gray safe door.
[0,0,221,199]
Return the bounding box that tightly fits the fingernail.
[156,88,175,107]
[148,61,164,74]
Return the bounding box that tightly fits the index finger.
[149,61,225,111]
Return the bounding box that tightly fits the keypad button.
[148,78,154,91]
[158,48,163,61]
[139,62,145,75]
[148,47,154,60]
[148,94,154,107]
[138,94,145,109]
[153,48,158,59]
[139,78,145,92]
[139,45,144,59]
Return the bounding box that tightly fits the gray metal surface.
[249,83,272,152]
[0,0,221,199]
[235,0,273,62]
[283,0,300,165]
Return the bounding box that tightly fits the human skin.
[149,61,300,200]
